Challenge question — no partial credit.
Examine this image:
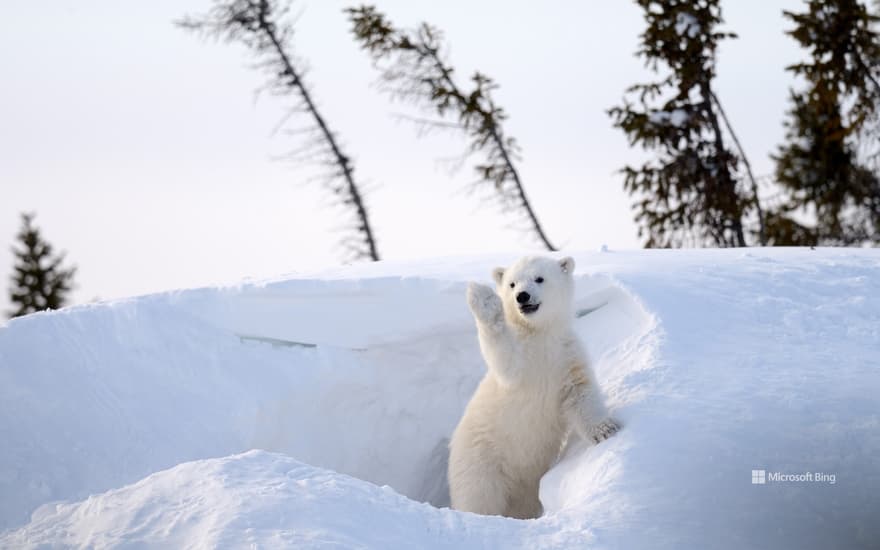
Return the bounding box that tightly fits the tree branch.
[710,90,766,246]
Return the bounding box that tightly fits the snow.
[675,12,700,38]
[1,248,879,549]
[649,108,690,127]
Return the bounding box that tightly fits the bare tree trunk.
[711,90,767,246]
[257,11,379,260]
[180,0,380,261]
[425,50,556,251]
[255,7,379,261]
[486,125,557,251]
[701,82,746,247]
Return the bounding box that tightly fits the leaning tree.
[180,0,381,261]
[347,5,556,251]
[609,0,757,248]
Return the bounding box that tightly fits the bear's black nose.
[516,291,531,304]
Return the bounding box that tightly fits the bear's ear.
[559,256,575,274]
[492,267,505,286]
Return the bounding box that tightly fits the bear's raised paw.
[467,282,504,325]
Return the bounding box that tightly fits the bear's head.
[492,256,575,329]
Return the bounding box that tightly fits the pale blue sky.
[1,1,801,310]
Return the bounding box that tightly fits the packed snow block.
[1,249,879,549]
[0,277,476,531]
[171,276,476,349]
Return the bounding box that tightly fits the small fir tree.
[8,213,76,318]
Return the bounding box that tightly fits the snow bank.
[2,450,597,549]
[1,249,878,549]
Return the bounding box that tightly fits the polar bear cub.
[448,255,619,519]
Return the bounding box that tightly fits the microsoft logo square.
[752,470,766,484]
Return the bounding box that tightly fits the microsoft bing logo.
[750,468,836,484]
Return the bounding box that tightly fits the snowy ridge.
[6,450,597,549]
[1,249,878,549]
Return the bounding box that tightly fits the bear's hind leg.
[505,479,543,519]
[449,461,509,517]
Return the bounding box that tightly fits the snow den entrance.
[0,272,656,529]
[244,275,657,512]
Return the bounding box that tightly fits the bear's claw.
[588,418,620,444]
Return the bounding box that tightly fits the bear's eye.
[509,282,515,288]
[535,277,544,284]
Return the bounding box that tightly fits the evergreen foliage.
[609,0,754,248]
[770,0,880,245]
[8,213,76,318]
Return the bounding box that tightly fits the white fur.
[448,256,619,519]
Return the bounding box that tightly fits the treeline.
[8,0,880,317]
[177,0,560,260]
[176,0,880,254]
[612,0,880,247]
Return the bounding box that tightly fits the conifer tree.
[346,5,556,251]
[179,0,380,261]
[609,0,754,248]
[8,213,76,318]
[769,0,880,245]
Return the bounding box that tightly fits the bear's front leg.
[562,362,620,444]
[467,282,521,383]
[466,282,505,331]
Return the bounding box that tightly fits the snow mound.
[2,249,879,549]
[5,450,600,549]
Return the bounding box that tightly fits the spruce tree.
[609,0,754,248]
[769,0,880,246]
[8,213,76,318]
[179,0,381,261]
[347,5,556,251]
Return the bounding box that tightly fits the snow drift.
[1,249,878,549]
